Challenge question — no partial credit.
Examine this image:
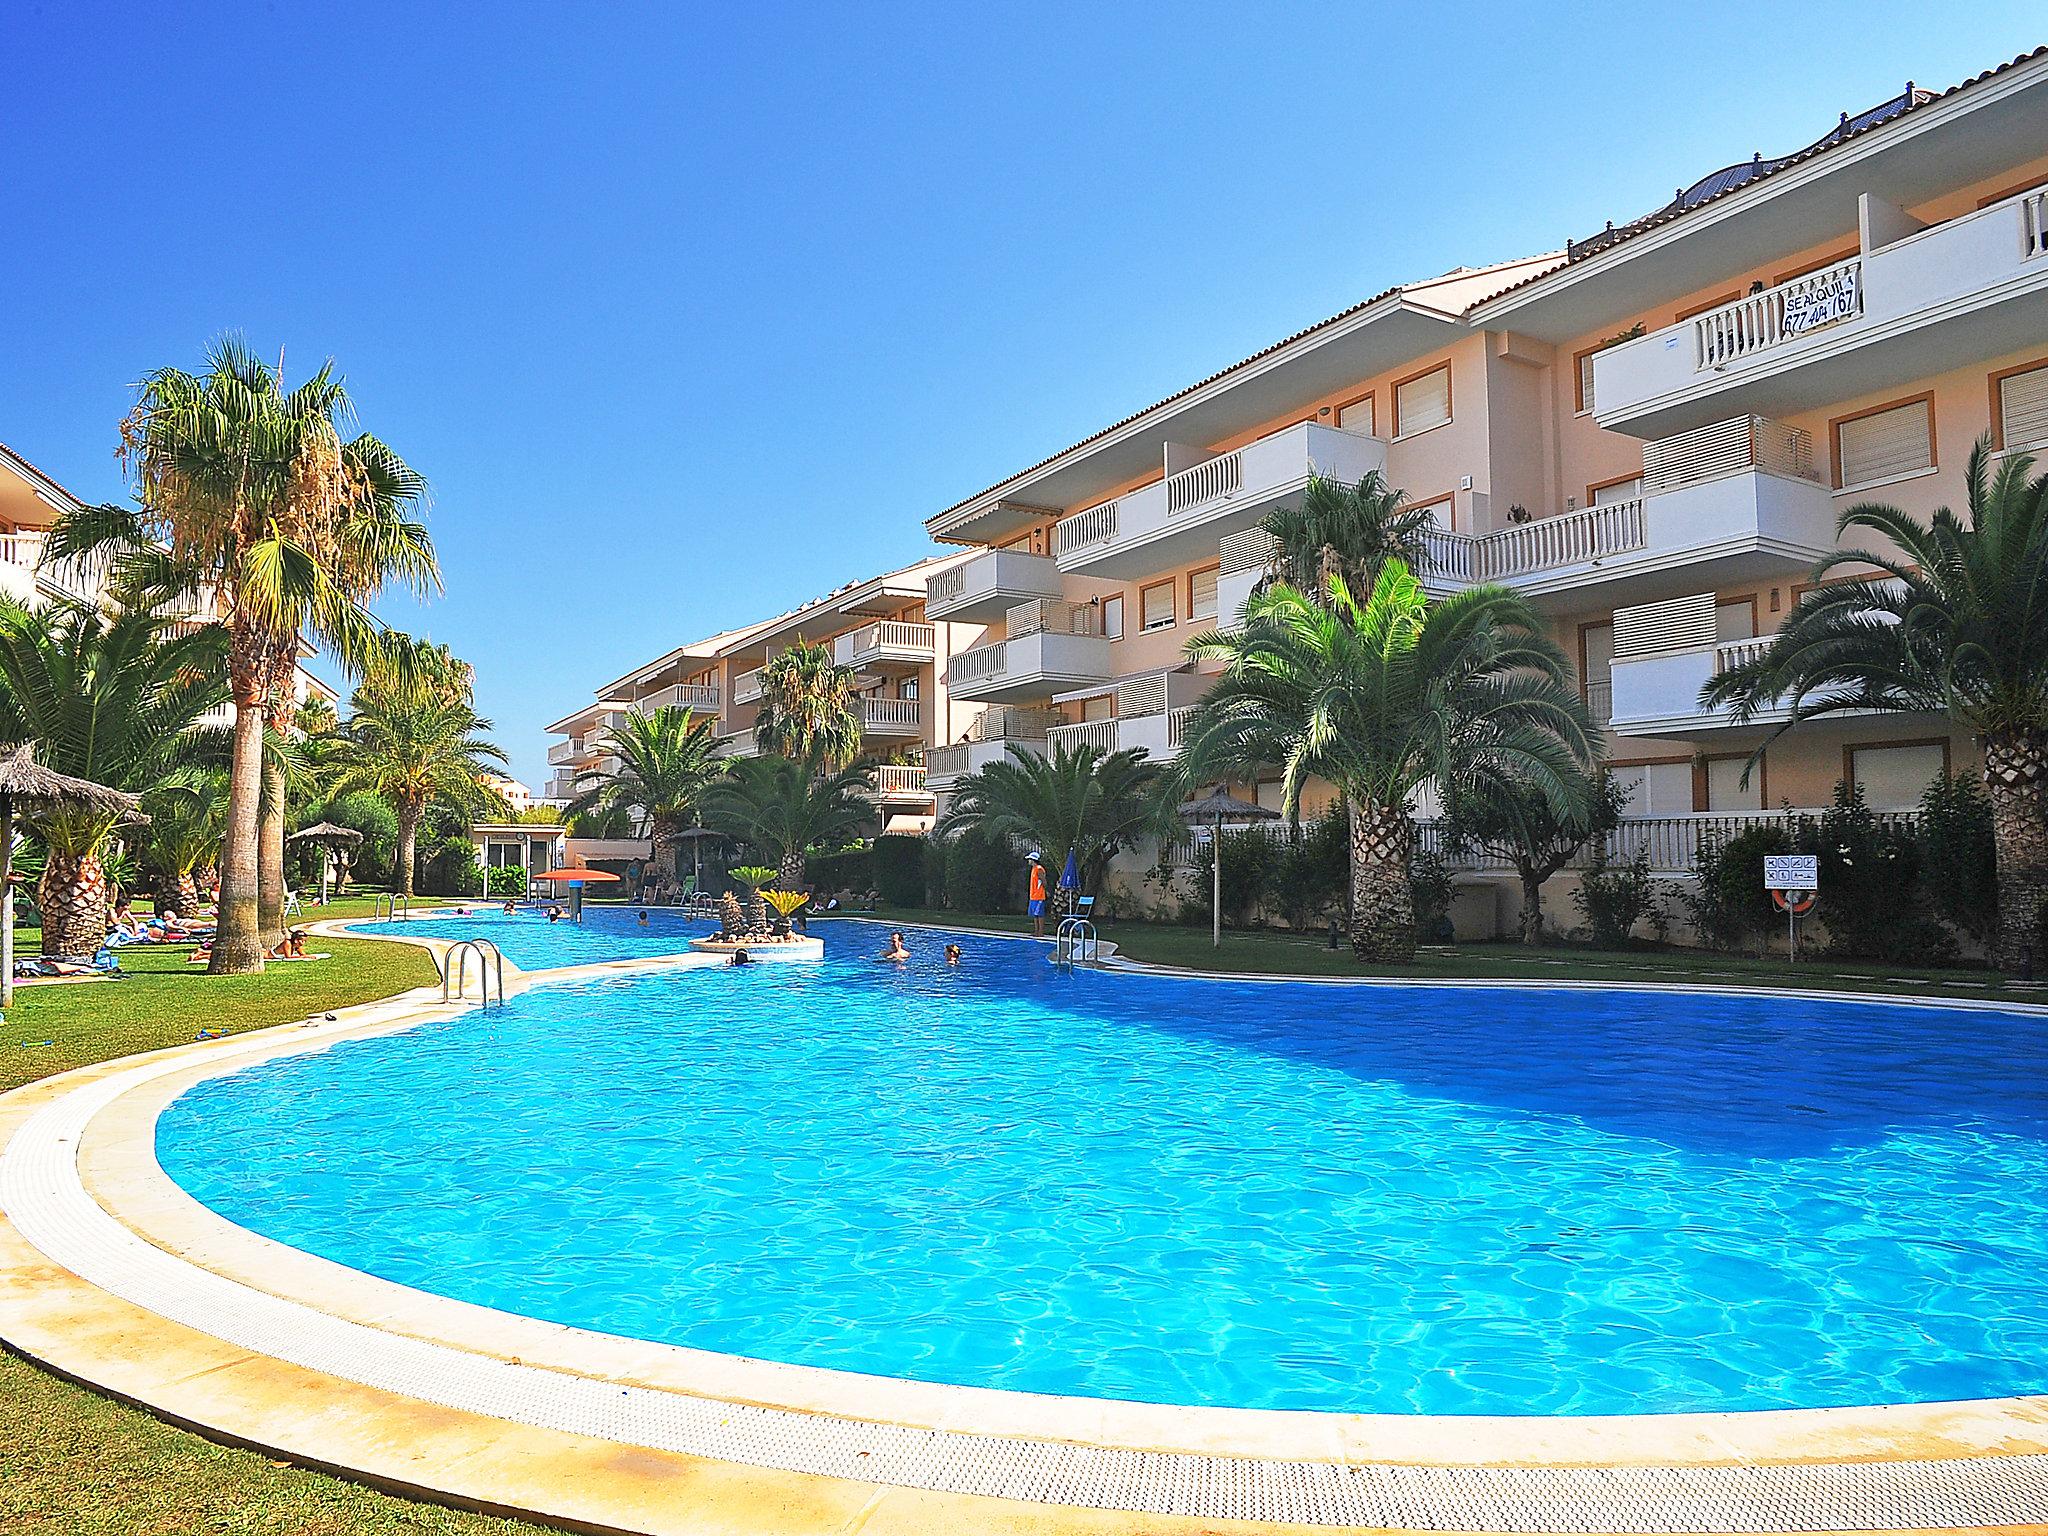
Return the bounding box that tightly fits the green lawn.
[3,902,541,1536]
[839,906,2033,1001]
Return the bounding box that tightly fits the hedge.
[874,834,926,906]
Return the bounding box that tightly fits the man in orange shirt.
[1027,850,1047,938]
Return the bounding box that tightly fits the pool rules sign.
[1763,854,1819,960]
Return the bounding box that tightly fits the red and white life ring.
[1770,888,1817,915]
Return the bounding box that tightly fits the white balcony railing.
[858,697,923,732]
[642,683,721,712]
[2028,190,2048,260]
[1047,717,1120,754]
[1055,502,1118,559]
[1166,450,1243,514]
[952,641,1008,685]
[872,764,929,796]
[546,739,581,765]
[1417,809,1920,875]
[836,620,936,667]
[1693,257,1863,370]
[733,668,764,705]
[1004,597,1100,638]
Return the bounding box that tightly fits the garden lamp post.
[1176,786,1279,949]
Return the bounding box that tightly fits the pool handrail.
[441,938,506,1008]
[1053,917,1097,967]
[372,892,410,922]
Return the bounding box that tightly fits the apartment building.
[920,49,2048,925]
[2,440,338,722]
[546,551,986,849]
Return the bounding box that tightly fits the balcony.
[925,549,1064,622]
[714,728,762,759]
[1593,188,2048,437]
[834,620,937,670]
[866,764,931,802]
[924,707,1060,789]
[947,600,1112,704]
[545,770,580,800]
[732,669,764,705]
[1219,419,1834,618]
[641,683,721,713]
[1053,422,1387,580]
[857,696,924,736]
[1421,809,1917,875]
[1605,594,1785,736]
[1045,705,1197,763]
[546,738,582,766]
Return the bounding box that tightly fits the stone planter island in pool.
[687,933,824,960]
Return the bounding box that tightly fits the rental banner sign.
[1781,266,1860,336]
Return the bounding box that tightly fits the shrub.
[873,834,926,907]
[485,863,528,898]
[922,837,948,910]
[1802,781,1952,964]
[1274,809,1350,930]
[322,791,399,885]
[1574,846,1661,948]
[943,828,1018,914]
[1409,849,1455,942]
[1190,826,1284,927]
[420,836,485,897]
[1684,824,1792,953]
[805,844,873,895]
[1918,773,1997,946]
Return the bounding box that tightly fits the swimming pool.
[158,916,2048,1417]
[352,906,714,968]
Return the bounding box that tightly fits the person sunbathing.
[268,928,309,959]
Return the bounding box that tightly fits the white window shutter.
[1837,400,1931,487]
[1396,367,1451,436]
[2000,365,2048,451]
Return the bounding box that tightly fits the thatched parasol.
[0,745,145,1005]
[1175,786,1280,949]
[289,822,365,902]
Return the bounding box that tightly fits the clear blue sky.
[2,3,2039,788]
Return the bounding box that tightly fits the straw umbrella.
[0,745,144,1006]
[287,822,365,905]
[1175,786,1280,949]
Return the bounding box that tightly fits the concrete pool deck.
[3,917,2047,1534]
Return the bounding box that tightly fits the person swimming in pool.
[730,947,751,966]
[637,909,649,925]
[879,931,910,962]
[944,943,962,965]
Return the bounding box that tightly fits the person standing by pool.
[1027,850,1047,938]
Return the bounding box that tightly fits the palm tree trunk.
[1517,863,1545,945]
[259,654,298,946]
[1984,728,2048,974]
[649,820,679,890]
[777,850,805,889]
[1347,800,1415,962]
[176,870,201,917]
[38,847,107,960]
[209,664,268,975]
[396,803,421,899]
[258,757,287,945]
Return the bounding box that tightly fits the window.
[1832,396,1933,489]
[1715,599,1755,642]
[1188,566,1218,622]
[899,677,919,701]
[1848,741,1947,811]
[1994,360,2048,452]
[1575,348,1598,414]
[1589,475,1641,507]
[1081,693,1114,722]
[1255,779,1287,813]
[1140,581,1176,632]
[1703,755,1764,812]
[1101,594,1124,641]
[1336,392,1375,436]
[1393,365,1451,437]
[1610,760,1692,815]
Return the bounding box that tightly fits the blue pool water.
[160,918,2048,1416]
[352,906,714,968]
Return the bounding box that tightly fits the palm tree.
[753,639,863,767]
[141,769,231,916]
[1178,561,1596,962]
[0,595,228,956]
[567,706,727,886]
[328,655,507,898]
[938,742,1169,909]
[1704,440,2048,971]
[702,749,873,887]
[1259,469,1435,598]
[69,337,436,973]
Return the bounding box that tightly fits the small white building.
[485,774,532,814]
[468,822,565,882]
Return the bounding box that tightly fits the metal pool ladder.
[1053,917,1097,967]
[441,938,506,1008]
[372,893,410,921]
